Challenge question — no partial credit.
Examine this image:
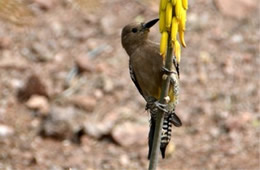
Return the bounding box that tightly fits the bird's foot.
[161,66,176,75]
[154,101,168,113]
[145,97,157,111]
[146,97,169,113]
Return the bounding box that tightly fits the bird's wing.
[129,61,145,99]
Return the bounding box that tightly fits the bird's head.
[121,18,159,55]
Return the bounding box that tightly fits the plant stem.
[148,36,173,170]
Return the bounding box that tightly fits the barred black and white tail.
[160,114,173,158]
[148,111,182,159]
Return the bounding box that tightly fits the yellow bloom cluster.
[159,0,188,64]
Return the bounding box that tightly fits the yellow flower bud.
[165,2,173,30]
[160,31,168,59]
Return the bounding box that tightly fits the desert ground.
[0,0,259,169]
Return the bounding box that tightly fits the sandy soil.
[0,0,259,169]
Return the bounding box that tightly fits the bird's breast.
[131,46,163,100]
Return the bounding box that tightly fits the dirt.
[0,0,259,170]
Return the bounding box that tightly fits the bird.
[121,18,182,159]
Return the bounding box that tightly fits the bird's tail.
[148,111,182,159]
[160,114,173,158]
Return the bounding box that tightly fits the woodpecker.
[121,18,182,159]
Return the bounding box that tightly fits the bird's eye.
[132,28,138,33]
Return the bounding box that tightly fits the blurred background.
[0,0,259,169]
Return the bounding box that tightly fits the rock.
[0,37,11,49]
[198,71,208,84]
[231,34,244,44]
[111,122,148,147]
[22,152,37,166]
[119,154,130,166]
[26,95,49,114]
[0,124,14,137]
[95,75,115,93]
[103,77,114,93]
[51,21,64,37]
[215,0,257,19]
[17,75,48,102]
[84,123,106,139]
[70,96,97,112]
[39,106,85,142]
[210,127,220,137]
[84,111,119,139]
[95,63,109,73]
[93,89,104,99]
[0,54,28,71]
[10,79,23,89]
[31,42,53,62]
[86,38,99,50]
[75,55,95,73]
[33,0,55,10]
[199,51,211,64]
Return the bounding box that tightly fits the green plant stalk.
[148,35,173,170]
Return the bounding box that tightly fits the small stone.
[39,106,85,141]
[0,124,14,137]
[75,55,95,73]
[31,42,53,62]
[95,63,109,73]
[83,123,104,139]
[23,152,37,166]
[198,71,208,84]
[119,154,130,166]
[103,78,114,93]
[93,89,104,99]
[86,38,99,50]
[84,111,119,139]
[17,75,48,102]
[10,79,23,89]
[231,34,243,43]
[210,127,220,137]
[51,21,64,37]
[112,122,148,147]
[70,96,97,112]
[199,51,211,64]
[0,37,11,49]
[34,0,55,10]
[26,95,49,114]
[0,54,28,70]
[95,75,115,93]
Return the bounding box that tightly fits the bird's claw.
[154,101,168,113]
[161,66,176,75]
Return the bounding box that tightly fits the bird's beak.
[143,18,159,29]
